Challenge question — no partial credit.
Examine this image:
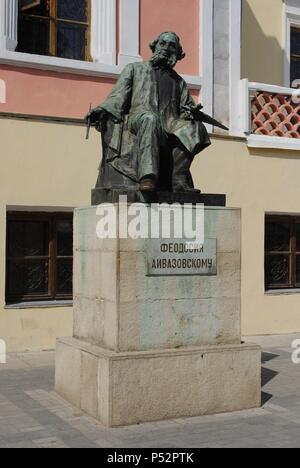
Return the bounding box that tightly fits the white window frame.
[0,0,119,77]
[0,0,213,96]
[284,0,300,88]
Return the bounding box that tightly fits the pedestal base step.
[92,188,226,206]
[55,337,261,427]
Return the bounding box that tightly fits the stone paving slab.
[0,347,299,448]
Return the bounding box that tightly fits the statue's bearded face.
[151,33,179,69]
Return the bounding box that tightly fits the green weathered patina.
[86,32,215,193]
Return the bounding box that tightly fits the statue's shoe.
[140,179,157,192]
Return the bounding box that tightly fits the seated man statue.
[86,32,223,193]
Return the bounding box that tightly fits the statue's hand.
[182,104,203,121]
[85,107,106,126]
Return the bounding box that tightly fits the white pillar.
[0,0,18,51]
[200,0,213,118]
[229,0,243,136]
[91,0,117,66]
[118,0,142,66]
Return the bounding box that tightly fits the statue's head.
[149,32,185,69]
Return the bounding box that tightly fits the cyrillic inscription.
[147,239,217,276]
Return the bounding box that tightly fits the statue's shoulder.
[127,61,148,70]
[120,61,148,76]
[133,61,151,72]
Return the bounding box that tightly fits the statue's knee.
[131,112,162,136]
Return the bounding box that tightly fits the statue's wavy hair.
[149,32,186,61]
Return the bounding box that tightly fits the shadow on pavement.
[260,352,280,406]
[261,392,273,405]
[261,352,279,364]
[261,366,279,387]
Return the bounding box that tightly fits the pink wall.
[140,0,200,76]
[0,0,201,118]
[0,63,200,119]
[0,65,115,119]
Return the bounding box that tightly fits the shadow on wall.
[241,0,284,86]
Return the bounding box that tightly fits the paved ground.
[0,345,299,448]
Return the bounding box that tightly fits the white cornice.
[0,50,203,90]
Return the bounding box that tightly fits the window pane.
[57,22,86,60]
[20,0,50,16]
[265,221,291,252]
[56,259,73,295]
[296,255,300,285]
[57,220,73,256]
[8,221,49,257]
[296,224,300,252]
[265,255,290,287]
[17,17,50,55]
[291,28,300,57]
[7,260,49,297]
[57,0,87,22]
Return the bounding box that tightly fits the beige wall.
[1,117,300,351]
[194,135,300,336]
[0,117,100,352]
[241,0,284,86]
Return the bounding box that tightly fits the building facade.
[0,0,300,352]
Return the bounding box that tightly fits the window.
[265,216,300,291]
[291,27,300,87]
[17,0,91,61]
[285,1,300,88]
[6,212,73,304]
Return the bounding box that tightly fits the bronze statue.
[86,32,227,195]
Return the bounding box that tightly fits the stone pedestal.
[55,205,261,427]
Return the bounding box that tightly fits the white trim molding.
[248,134,300,151]
[236,78,254,135]
[229,0,242,136]
[0,49,121,79]
[0,0,18,51]
[0,79,6,103]
[91,0,117,65]
[0,49,203,91]
[283,0,300,88]
[118,0,142,66]
[200,0,213,130]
